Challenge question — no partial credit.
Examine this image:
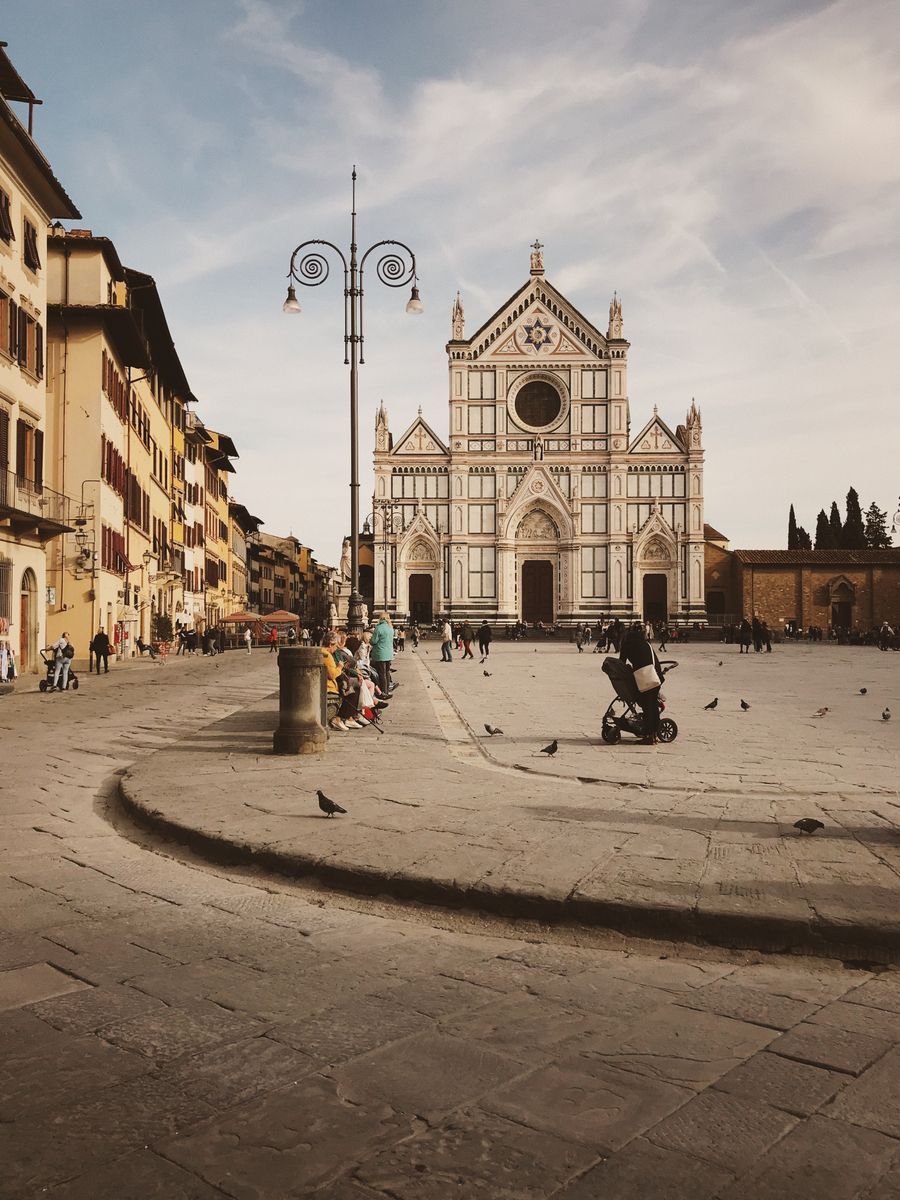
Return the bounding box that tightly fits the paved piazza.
[2,651,900,1198]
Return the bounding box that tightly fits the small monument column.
[273,647,327,755]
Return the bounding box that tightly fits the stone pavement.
[3,650,900,1197]
[120,641,900,960]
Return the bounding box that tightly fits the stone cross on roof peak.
[530,240,544,275]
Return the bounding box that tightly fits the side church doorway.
[408,573,434,624]
[642,573,667,624]
[522,561,554,624]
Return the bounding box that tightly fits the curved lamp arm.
[358,240,418,364]
[285,239,351,362]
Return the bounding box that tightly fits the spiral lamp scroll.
[293,250,331,287]
[375,249,414,289]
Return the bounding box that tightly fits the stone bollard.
[273,646,327,755]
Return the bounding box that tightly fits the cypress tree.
[842,488,866,549]
[829,501,843,546]
[815,509,833,549]
[864,502,891,549]
[796,525,812,550]
[788,504,798,550]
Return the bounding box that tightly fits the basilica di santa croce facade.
[372,244,706,628]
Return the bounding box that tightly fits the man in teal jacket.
[370,612,394,696]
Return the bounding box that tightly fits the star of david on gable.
[522,317,553,352]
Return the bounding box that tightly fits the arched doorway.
[642,573,667,623]
[829,579,854,631]
[522,561,554,623]
[408,573,434,624]
[19,568,38,673]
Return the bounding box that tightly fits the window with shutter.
[16,420,27,481]
[35,324,43,379]
[34,430,43,491]
[0,190,14,244]
[7,299,17,359]
[23,220,41,272]
[0,408,8,503]
[17,309,27,367]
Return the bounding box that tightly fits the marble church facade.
[372,245,706,627]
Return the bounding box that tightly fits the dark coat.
[90,632,111,655]
[460,624,474,641]
[620,627,659,673]
[478,624,492,644]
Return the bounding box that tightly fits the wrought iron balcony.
[0,470,73,539]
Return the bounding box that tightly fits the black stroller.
[38,648,79,692]
[600,656,677,743]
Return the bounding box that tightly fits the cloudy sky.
[6,0,898,562]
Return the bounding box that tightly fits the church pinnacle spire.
[451,291,465,340]
[530,239,545,276]
[607,291,623,339]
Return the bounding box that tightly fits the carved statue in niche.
[642,538,669,563]
[517,509,558,541]
[406,538,435,563]
[339,538,351,580]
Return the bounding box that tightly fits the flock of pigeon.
[314,656,892,828]
[703,693,890,720]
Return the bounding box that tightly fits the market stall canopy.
[261,610,300,625]
[221,610,262,623]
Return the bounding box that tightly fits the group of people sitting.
[322,612,395,733]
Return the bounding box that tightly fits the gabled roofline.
[391,413,450,457]
[628,413,686,454]
[461,275,612,354]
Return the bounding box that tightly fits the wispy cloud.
[12,0,897,558]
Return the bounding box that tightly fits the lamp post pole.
[283,168,422,633]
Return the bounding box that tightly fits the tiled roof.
[733,549,900,565]
[704,523,729,541]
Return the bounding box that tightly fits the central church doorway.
[522,561,554,624]
[408,573,433,624]
[642,573,667,624]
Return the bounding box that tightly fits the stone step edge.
[118,774,900,966]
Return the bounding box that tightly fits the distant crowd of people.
[782,620,898,650]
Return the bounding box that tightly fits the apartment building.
[202,427,237,627]
[228,501,261,613]
[0,46,79,675]
[45,232,193,655]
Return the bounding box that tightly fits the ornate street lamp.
[363,500,402,614]
[283,167,422,632]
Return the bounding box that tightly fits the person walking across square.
[90,628,111,674]
[440,618,453,663]
[370,612,394,695]
[477,620,492,660]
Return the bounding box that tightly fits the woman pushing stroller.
[619,621,663,745]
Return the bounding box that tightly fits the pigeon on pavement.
[316,789,347,818]
[793,818,824,835]
[718,661,724,667]
[859,688,867,695]
[704,698,718,710]
[483,670,492,677]
[883,707,892,721]
[484,724,504,736]
[812,707,829,718]
[539,739,559,757]
[740,699,751,711]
